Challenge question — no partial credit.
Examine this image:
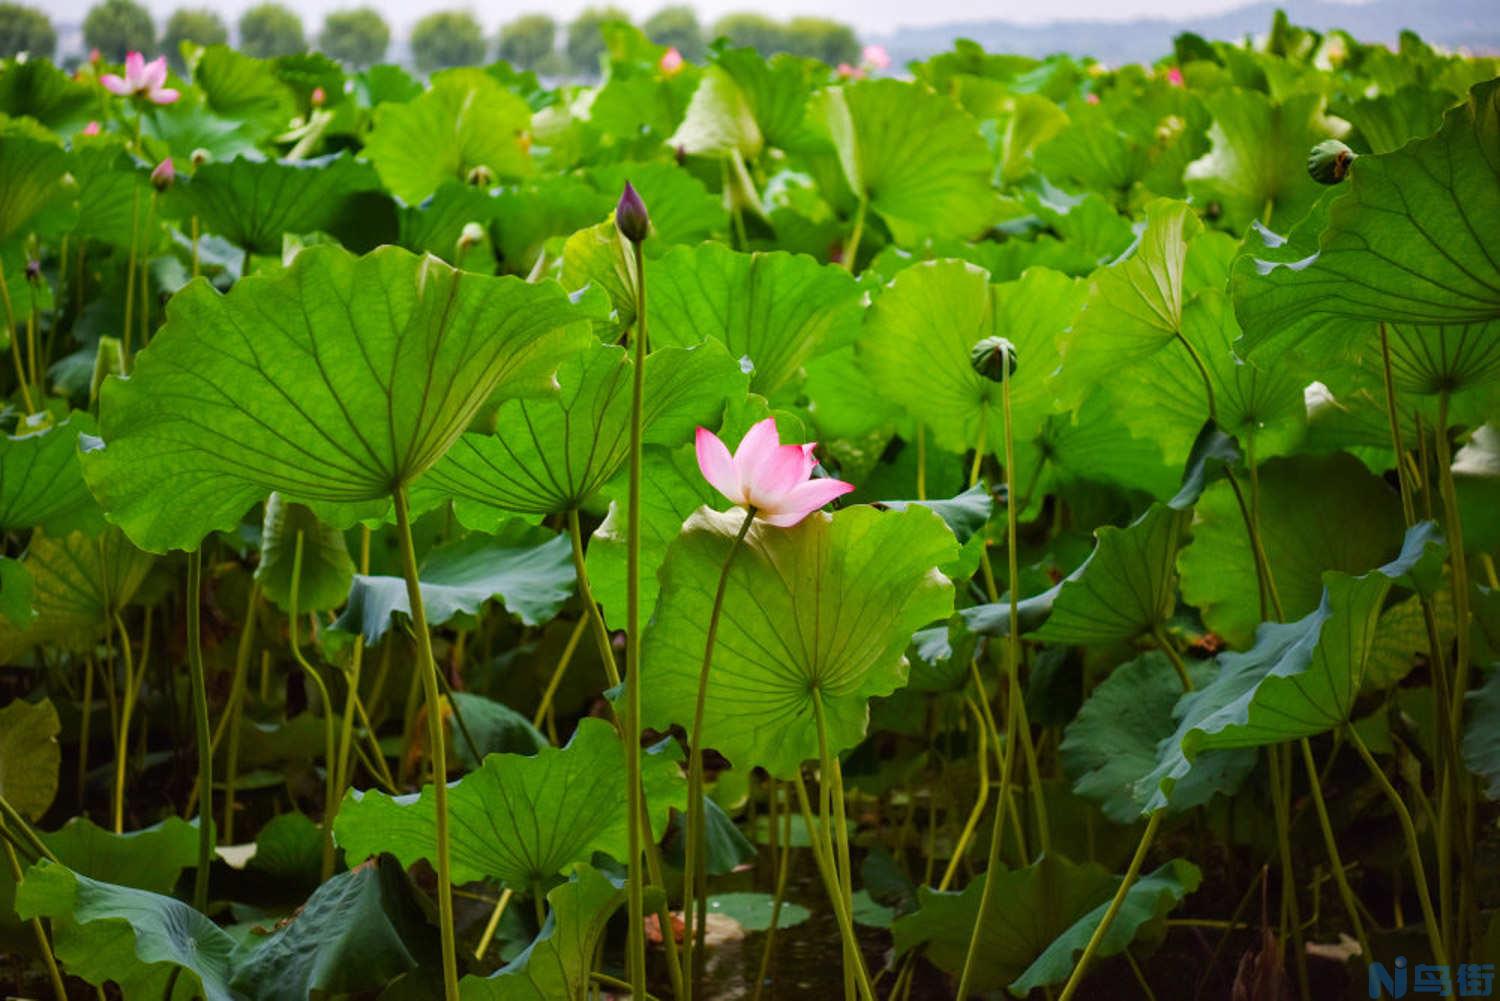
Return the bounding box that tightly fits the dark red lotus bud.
[615,182,650,244]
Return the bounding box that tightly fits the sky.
[43,0,1371,36]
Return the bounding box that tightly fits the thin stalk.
[567,509,623,689]
[1266,743,1310,1000]
[623,235,649,999]
[111,611,146,833]
[78,657,94,804]
[186,548,213,912]
[137,192,156,353]
[751,779,794,1001]
[841,194,868,272]
[0,259,35,412]
[288,531,338,882]
[474,887,515,960]
[0,793,59,864]
[938,698,990,891]
[191,216,201,280]
[1348,726,1447,967]
[791,773,877,1001]
[214,583,259,841]
[1055,810,1165,1001]
[394,487,460,1001]
[814,693,858,1001]
[1298,737,1372,965]
[1379,325,1416,523]
[122,185,140,371]
[1,822,67,1001]
[531,614,587,729]
[915,423,927,501]
[682,506,756,999]
[26,286,38,395]
[1151,625,1194,691]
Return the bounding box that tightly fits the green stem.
[122,185,140,372]
[1266,742,1310,1000]
[751,779,793,1001]
[623,236,649,999]
[567,509,623,689]
[78,656,94,805]
[1298,737,1372,965]
[1,821,67,1001]
[915,423,927,501]
[393,486,460,1001]
[474,887,514,960]
[111,611,145,834]
[0,259,35,413]
[288,531,339,882]
[1151,625,1194,691]
[0,792,59,864]
[217,584,258,842]
[1055,810,1165,1001]
[1348,725,1447,966]
[531,614,588,730]
[333,526,370,810]
[186,548,213,912]
[681,505,755,999]
[938,698,990,891]
[791,773,877,1001]
[841,194,868,273]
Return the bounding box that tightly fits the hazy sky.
[47,0,1371,36]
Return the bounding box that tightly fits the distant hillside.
[869,0,1500,67]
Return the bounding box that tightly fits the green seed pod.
[1307,139,1357,185]
[970,336,1018,382]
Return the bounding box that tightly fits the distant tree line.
[0,1,861,75]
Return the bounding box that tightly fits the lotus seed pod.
[466,164,496,188]
[457,222,486,252]
[1307,139,1356,185]
[190,148,211,167]
[615,181,650,244]
[970,336,1018,382]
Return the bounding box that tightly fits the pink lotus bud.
[1166,66,1184,87]
[1085,93,1100,105]
[659,47,684,77]
[614,182,650,244]
[311,86,326,106]
[836,62,865,80]
[89,48,101,65]
[695,418,854,527]
[150,157,175,191]
[81,121,101,135]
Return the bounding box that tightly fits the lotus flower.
[101,52,179,105]
[861,44,890,71]
[1166,66,1184,87]
[659,47,684,77]
[836,62,865,80]
[81,121,101,136]
[695,418,854,527]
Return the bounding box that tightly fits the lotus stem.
[1265,742,1311,1000]
[186,547,213,912]
[475,887,515,960]
[207,582,258,841]
[939,697,990,891]
[792,771,877,1001]
[1,821,66,1001]
[1056,809,1165,1001]
[393,486,460,1001]
[532,614,588,730]
[111,611,147,834]
[1298,737,1372,965]
[842,193,868,272]
[0,259,35,413]
[288,531,339,882]
[751,779,794,1001]
[1151,625,1194,691]
[78,656,95,805]
[122,185,140,372]
[681,505,756,998]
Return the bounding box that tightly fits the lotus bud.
[150,157,175,191]
[466,163,495,187]
[1307,139,1356,185]
[457,222,486,252]
[24,259,41,284]
[311,85,326,107]
[81,120,101,136]
[614,181,650,244]
[89,48,101,65]
[191,147,211,167]
[970,336,1018,382]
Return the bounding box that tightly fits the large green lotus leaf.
[1177,453,1404,648]
[0,118,70,244]
[68,138,151,249]
[334,718,685,887]
[640,505,957,778]
[560,219,637,327]
[0,411,104,536]
[15,861,237,1001]
[332,532,574,644]
[0,527,155,657]
[0,696,59,819]
[1335,85,1460,154]
[1035,503,1191,646]
[891,855,1116,994]
[1011,860,1202,994]
[167,153,383,255]
[1144,522,1442,812]
[365,68,534,203]
[1464,668,1500,800]
[254,493,353,614]
[194,45,297,140]
[42,816,202,895]
[398,182,501,264]
[669,47,816,159]
[1233,79,1500,357]
[449,693,547,771]
[860,260,1085,455]
[1057,198,1199,399]
[812,79,998,244]
[0,60,96,132]
[230,855,436,1001]
[1011,396,1180,516]
[0,557,32,628]
[587,161,725,246]
[81,244,592,554]
[586,443,727,631]
[1105,291,1306,466]
[1184,88,1334,233]
[246,812,322,887]
[140,103,260,166]
[458,864,624,1001]
[414,340,744,518]
[1364,590,1455,691]
[648,242,861,398]
[491,177,612,274]
[1060,654,1255,823]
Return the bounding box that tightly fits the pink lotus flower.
[1166,66,1184,87]
[101,52,179,105]
[836,62,865,80]
[1085,92,1101,105]
[861,44,890,71]
[695,418,854,527]
[659,46,684,77]
[81,121,101,136]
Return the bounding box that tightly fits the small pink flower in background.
[861,44,890,71]
[836,62,865,80]
[311,86,327,106]
[149,157,175,191]
[81,121,101,135]
[659,46,684,77]
[1085,92,1101,105]
[1166,66,1184,87]
[696,418,854,528]
[100,52,180,105]
[88,48,101,65]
